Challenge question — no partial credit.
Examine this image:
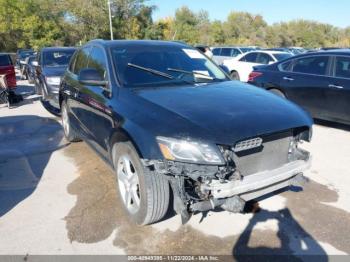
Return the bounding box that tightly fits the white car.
[223,51,292,82]
[211,46,256,65]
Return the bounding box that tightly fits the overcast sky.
[149,0,349,28]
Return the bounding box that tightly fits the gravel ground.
[0,78,350,259]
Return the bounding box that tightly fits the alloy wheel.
[117,155,141,214]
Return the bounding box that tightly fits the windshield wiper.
[127,63,174,79]
[167,68,214,80]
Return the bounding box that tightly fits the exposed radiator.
[232,131,293,176]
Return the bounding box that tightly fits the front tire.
[113,142,170,225]
[61,100,81,142]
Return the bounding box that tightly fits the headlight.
[157,137,224,165]
[46,76,61,86]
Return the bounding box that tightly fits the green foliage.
[0,2,349,52]
[0,0,154,51]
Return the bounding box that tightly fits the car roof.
[315,49,350,55]
[40,47,77,52]
[211,46,251,49]
[290,49,350,58]
[248,50,290,55]
[88,39,191,49]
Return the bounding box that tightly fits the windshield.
[274,53,293,61]
[111,44,228,87]
[20,51,35,59]
[42,50,75,67]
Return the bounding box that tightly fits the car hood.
[42,66,67,77]
[133,81,313,145]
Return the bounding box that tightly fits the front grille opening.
[233,131,293,176]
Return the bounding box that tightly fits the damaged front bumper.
[145,147,311,221]
[201,157,311,201]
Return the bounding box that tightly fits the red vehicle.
[0,53,16,89]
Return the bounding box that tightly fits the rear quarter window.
[0,55,12,66]
[335,56,350,79]
[279,60,293,72]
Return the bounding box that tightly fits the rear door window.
[335,56,350,79]
[0,55,12,66]
[240,53,258,63]
[212,48,221,56]
[292,56,329,76]
[220,48,232,57]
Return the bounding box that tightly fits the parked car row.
[33,47,77,115]
[16,49,36,73]
[223,50,293,81]
[210,46,307,65]
[11,47,76,114]
[211,46,258,64]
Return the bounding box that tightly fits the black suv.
[248,50,350,125]
[59,40,313,225]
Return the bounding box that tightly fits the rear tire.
[269,89,286,98]
[61,100,81,142]
[230,71,240,81]
[113,142,170,225]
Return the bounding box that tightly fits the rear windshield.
[42,50,76,67]
[0,55,12,66]
[240,48,254,53]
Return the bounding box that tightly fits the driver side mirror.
[78,68,108,87]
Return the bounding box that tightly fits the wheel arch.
[108,125,163,165]
[266,87,287,98]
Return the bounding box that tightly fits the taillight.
[248,72,262,82]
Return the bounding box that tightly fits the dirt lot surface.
[0,79,350,258]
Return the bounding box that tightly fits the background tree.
[1,2,350,51]
[173,6,199,44]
